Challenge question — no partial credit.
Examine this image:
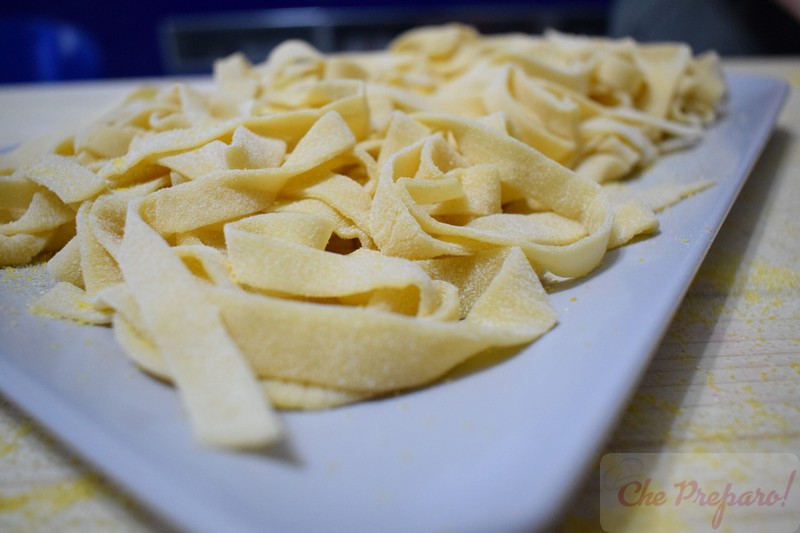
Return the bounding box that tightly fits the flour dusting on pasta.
[0,25,726,448]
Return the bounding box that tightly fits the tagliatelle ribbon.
[0,24,727,448]
[114,199,284,448]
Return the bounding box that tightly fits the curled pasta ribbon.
[367,113,614,279]
[0,24,727,448]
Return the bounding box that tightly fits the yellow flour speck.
[0,474,102,515]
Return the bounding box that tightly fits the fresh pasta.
[0,25,726,448]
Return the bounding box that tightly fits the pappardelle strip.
[1,24,726,448]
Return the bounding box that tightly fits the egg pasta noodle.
[0,25,726,447]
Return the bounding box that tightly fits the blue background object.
[0,0,611,82]
[0,16,103,83]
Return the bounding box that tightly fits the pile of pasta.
[0,25,726,448]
